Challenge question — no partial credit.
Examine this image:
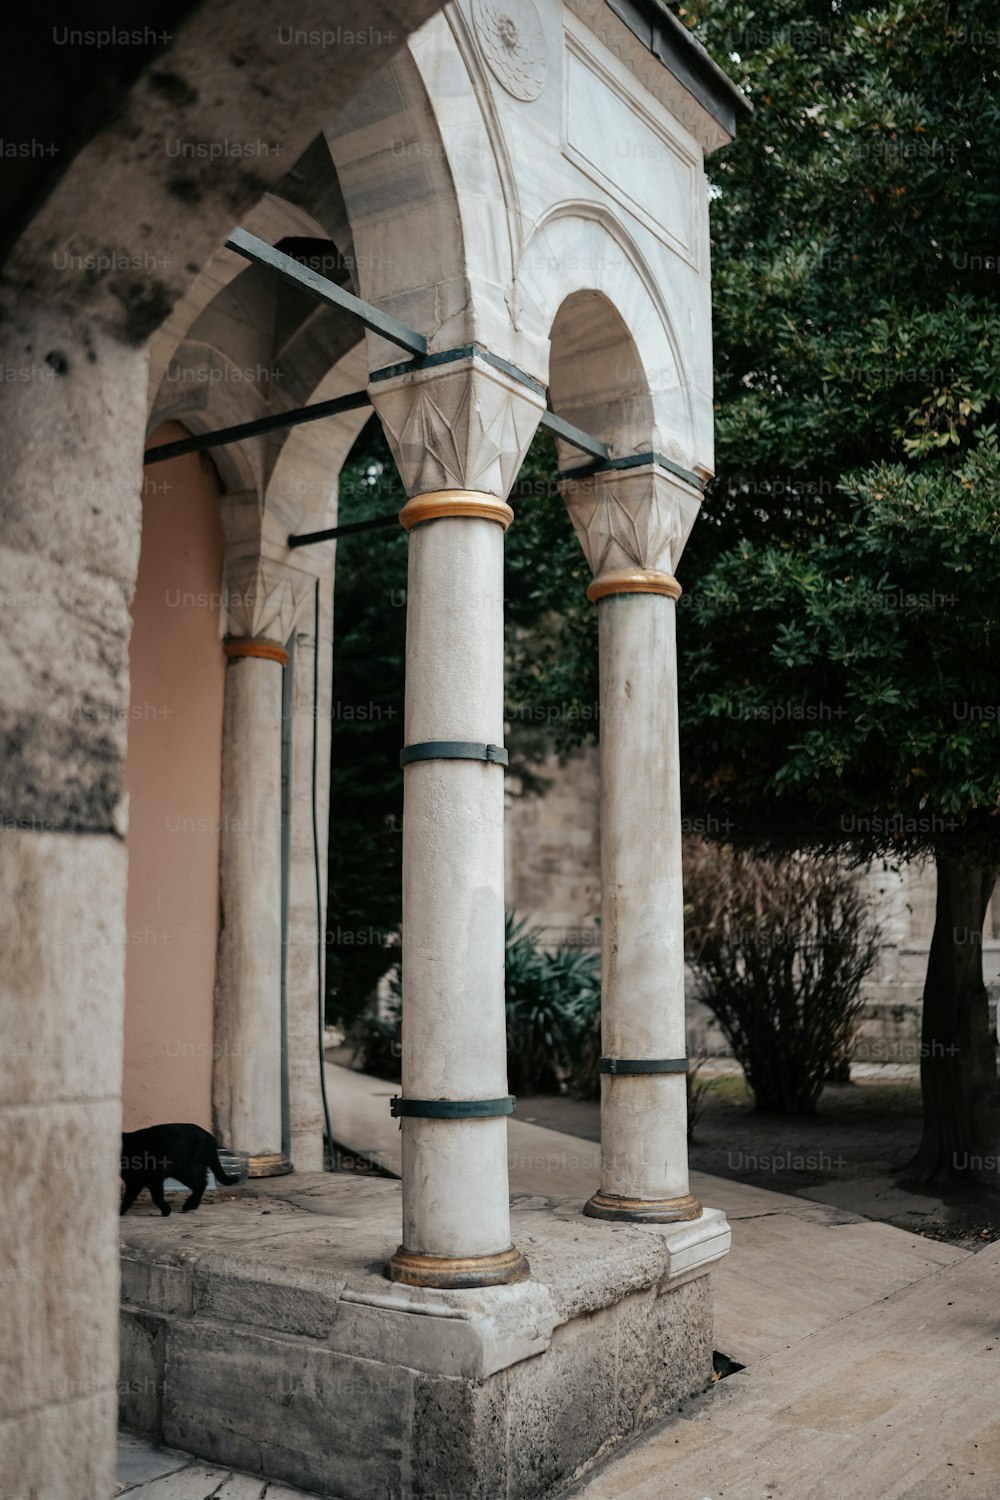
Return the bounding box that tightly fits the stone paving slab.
[708,1213,967,1365]
[116,1430,318,1496]
[116,1432,190,1489]
[568,1242,1000,1500]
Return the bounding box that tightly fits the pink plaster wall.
[122,423,225,1129]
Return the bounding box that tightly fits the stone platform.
[119,1173,729,1499]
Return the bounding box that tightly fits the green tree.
[680,444,1000,1177]
[679,0,1000,560]
[506,1,1000,1180]
[673,0,1000,1182]
[326,421,407,1025]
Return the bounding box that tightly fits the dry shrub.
[684,841,881,1114]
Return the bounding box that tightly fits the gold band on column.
[587,569,682,603]
[584,1190,702,1223]
[224,638,289,666]
[399,490,514,532]
[387,1244,530,1288]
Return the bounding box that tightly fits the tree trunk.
[906,852,999,1185]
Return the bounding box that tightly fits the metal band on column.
[599,1057,687,1074]
[585,1191,702,1223]
[400,741,508,768]
[387,1246,530,1289]
[390,1095,516,1119]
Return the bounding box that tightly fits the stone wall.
[122,428,226,1132]
[505,747,602,954]
[506,746,1000,1062]
[0,6,448,1490]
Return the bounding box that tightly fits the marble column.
[563,463,703,1222]
[213,556,311,1176]
[370,353,544,1286]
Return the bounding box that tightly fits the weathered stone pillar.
[370,353,544,1286]
[0,290,145,1500]
[213,556,310,1176]
[563,462,702,1222]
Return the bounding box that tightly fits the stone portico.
[0,3,748,1496]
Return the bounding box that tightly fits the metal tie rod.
[143,390,372,466]
[285,407,607,548]
[225,227,427,357]
[539,409,608,463]
[289,512,400,547]
[143,392,606,478]
[287,476,562,549]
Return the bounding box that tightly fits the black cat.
[120,1123,238,1216]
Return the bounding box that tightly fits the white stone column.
[213,556,311,1175]
[371,353,544,1286]
[563,463,702,1222]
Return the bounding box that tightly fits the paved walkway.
[330,1063,1000,1498]
[116,1430,316,1497]
[117,1065,1000,1497]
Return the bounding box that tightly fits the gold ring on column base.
[586,569,682,603]
[247,1152,294,1178]
[386,1245,530,1288]
[583,1190,702,1223]
[399,490,514,532]
[224,638,289,666]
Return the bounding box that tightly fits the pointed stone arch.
[515,201,707,475]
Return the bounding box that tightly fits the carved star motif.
[563,469,693,578]
[372,362,544,499]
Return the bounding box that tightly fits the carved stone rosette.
[473,0,549,102]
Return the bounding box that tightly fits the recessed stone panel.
[563,39,697,264]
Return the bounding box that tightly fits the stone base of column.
[387,1245,530,1289]
[584,1190,702,1224]
[120,1175,730,1498]
[247,1152,294,1178]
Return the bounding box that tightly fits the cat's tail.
[210,1147,239,1186]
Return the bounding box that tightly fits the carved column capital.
[223,555,314,649]
[559,463,701,594]
[369,351,545,501]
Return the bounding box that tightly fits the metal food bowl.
[214,1148,250,1186]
